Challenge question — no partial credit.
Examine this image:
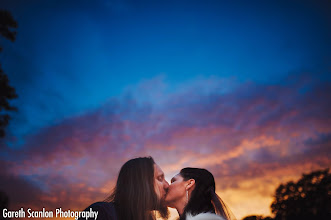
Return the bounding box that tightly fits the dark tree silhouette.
[271,168,331,220]
[0,10,17,44]
[0,9,18,138]
[241,168,330,220]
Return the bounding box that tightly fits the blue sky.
[1,0,329,141]
[0,0,330,218]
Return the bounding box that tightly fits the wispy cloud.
[1,73,330,219]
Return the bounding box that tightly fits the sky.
[0,0,330,219]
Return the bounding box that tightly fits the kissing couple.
[79,157,236,220]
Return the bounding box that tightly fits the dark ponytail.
[179,168,235,220]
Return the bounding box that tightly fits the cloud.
[0,73,330,219]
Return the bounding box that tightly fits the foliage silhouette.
[0,10,17,45]
[271,168,330,220]
[241,168,330,220]
[0,9,18,138]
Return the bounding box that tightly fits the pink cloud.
[1,73,330,219]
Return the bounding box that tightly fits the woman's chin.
[164,200,175,208]
[166,204,176,209]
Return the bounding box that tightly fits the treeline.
[242,168,330,220]
[0,9,18,138]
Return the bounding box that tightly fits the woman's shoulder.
[186,212,226,220]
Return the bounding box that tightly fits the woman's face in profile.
[164,173,188,208]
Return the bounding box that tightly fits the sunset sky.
[0,0,330,219]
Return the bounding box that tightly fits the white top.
[186,212,226,220]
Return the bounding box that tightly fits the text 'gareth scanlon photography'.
[2,208,98,220]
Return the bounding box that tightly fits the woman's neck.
[175,197,187,216]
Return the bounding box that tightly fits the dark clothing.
[78,202,118,220]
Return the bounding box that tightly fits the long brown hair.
[105,157,158,220]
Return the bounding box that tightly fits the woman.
[165,168,236,220]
